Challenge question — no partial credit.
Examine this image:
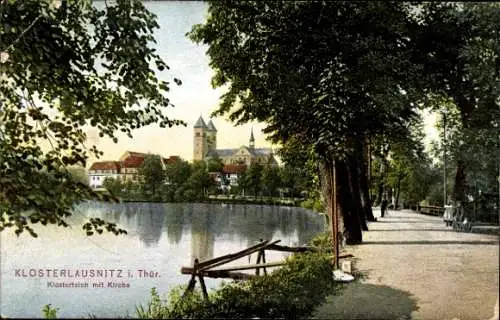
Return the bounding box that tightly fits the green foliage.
[0,0,182,236]
[309,231,332,250]
[188,2,418,156]
[280,164,312,199]
[207,154,224,173]
[384,118,439,207]
[301,196,325,213]
[42,304,58,319]
[261,164,281,197]
[67,166,89,186]
[137,252,337,319]
[412,3,500,202]
[135,287,164,319]
[102,177,123,196]
[184,161,214,201]
[188,2,423,243]
[245,162,263,197]
[164,157,192,201]
[138,154,165,202]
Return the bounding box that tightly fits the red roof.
[89,161,121,171]
[223,164,247,174]
[91,152,180,171]
[121,155,145,168]
[125,151,147,157]
[163,156,180,165]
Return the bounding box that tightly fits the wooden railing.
[181,239,353,300]
[418,205,445,216]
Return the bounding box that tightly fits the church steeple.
[194,115,207,129]
[207,120,217,132]
[249,127,255,149]
[206,119,217,151]
[193,115,208,161]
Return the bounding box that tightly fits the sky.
[86,1,440,166]
[86,1,272,165]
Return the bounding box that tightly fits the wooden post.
[183,258,198,298]
[198,273,208,300]
[255,250,262,275]
[256,239,264,275]
[331,160,339,269]
[261,249,267,275]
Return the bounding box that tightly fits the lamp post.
[443,109,447,207]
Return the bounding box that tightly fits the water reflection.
[82,202,324,261]
[165,203,186,245]
[190,204,215,263]
[1,202,323,318]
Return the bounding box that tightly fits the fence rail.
[418,205,445,216]
[180,239,353,301]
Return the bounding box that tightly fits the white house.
[88,161,121,189]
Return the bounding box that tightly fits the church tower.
[249,127,255,150]
[193,116,208,161]
[206,119,217,151]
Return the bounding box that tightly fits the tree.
[383,119,433,208]
[183,160,213,200]
[164,157,192,201]
[207,154,224,173]
[277,136,323,208]
[67,166,89,186]
[410,3,500,204]
[189,1,418,243]
[0,0,182,237]
[246,162,263,197]
[138,154,165,201]
[165,157,191,186]
[102,176,123,197]
[236,169,249,197]
[261,165,281,197]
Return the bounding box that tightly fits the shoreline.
[119,197,304,207]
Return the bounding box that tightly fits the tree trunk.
[395,175,402,208]
[346,154,368,231]
[319,155,362,246]
[366,137,372,202]
[318,156,339,261]
[358,140,377,221]
[452,95,474,204]
[336,159,363,244]
[453,160,467,203]
[376,179,383,206]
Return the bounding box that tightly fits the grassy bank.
[40,234,339,319]
[134,233,337,319]
[136,252,338,319]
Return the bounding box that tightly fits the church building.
[192,116,278,166]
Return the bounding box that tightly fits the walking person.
[381,198,388,218]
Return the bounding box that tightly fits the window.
[196,132,200,136]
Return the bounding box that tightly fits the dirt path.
[313,209,499,320]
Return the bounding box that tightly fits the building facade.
[192,116,278,167]
[88,161,121,189]
[88,151,179,188]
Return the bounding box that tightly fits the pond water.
[0,202,324,318]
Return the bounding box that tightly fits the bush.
[42,304,58,319]
[309,231,332,250]
[138,252,338,319]
[300,197,325,213]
